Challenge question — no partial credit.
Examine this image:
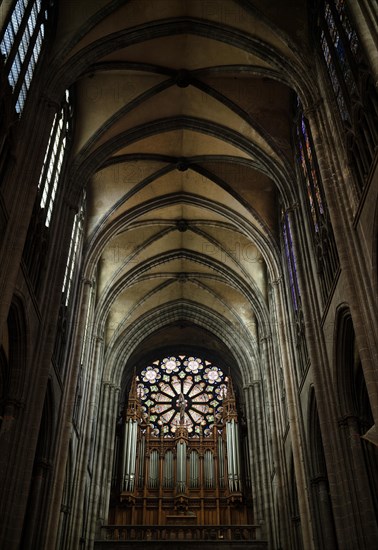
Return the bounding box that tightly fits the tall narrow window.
[295,99,339,301]
[62,200,84,307]
[315,0,378,191]
[281,210,309,379]
[0,0,52,114]
[282,211,300,313]
[23,89,72,290]
[38,89,72,228]
[53,194,85,376]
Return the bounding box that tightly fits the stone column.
[67,335,104,549]
[0,99,57,335]
[305,104,378,428]
[260,334,291,548]
[44,277,95,550]
[347,0,378,84]
[100,386,120,527]
[310,476,337,549]
[244,383,263,526]
[87,381,112,544]
[271,278,316,550]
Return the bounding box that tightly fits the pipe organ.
[109,356,253,527]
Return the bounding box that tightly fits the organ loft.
[110,356,252,535]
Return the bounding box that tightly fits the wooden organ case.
[109,358,254,532]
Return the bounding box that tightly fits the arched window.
[294,99,339,300]
[38,89,72,228]
[53,194,85,376]
[137,355,227,438]
[335,309,378,529]
[0,0,53,114]
[282,211,300,313]
[281,210,309,379]
[61,198,85,307]
[315,0,378,190]
[23,89,72,291]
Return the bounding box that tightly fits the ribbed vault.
[50,0,313,389]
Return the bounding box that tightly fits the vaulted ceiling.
[48,0,311,385]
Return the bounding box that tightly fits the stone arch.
[288,455,303,550]
[105,301,261,389]
[334,306,378,526]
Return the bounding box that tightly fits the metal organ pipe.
[190,451,199,488]
[122,419,138,492]
[164,450,173,489]
[218,436,225,488]
[176,441,186,493]
[204,450,214,488]
[149,450,159,489]
[226,419,241,492]
[138,434,145,488]
[226,422,234,491]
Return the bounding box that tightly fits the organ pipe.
[204,450,214,488]
[149,450,159,489]
[164,450,174,489]
[122,419,138,492]
[138,434,145,488]
[176,440,186,493]
[226,419,241,492]
[218,436,225,488]
[190,451,199,488]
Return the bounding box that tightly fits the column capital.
[243,380,261,391]
[271,276,282,287]
[284,202,300,215]
[303,97,324,119]
[81,277,95,287]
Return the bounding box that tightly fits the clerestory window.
[315,0,378,190]
[294,98,339,300]
[0,0,52,114]
[281,209,309,379]
[38,89,72,227]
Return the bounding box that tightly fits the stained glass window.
[295,99,339,301]
[281,208,309,379]
[316,0,378,190]
[319,0,358,122]
[297,115,324,232]
[137,355,227,438]
[282,211,300,312]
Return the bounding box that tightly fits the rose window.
[137,355,227,437]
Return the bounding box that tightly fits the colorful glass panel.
[138,355,227,437]
[296,111,325,234]
[283,212,300,311]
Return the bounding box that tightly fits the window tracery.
[137,355,227,438]
[281,209,309,378]
[0,0,52,114]
[295,99,339,300]
[315,0,378,191]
